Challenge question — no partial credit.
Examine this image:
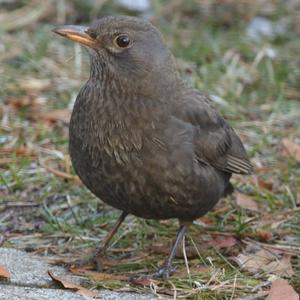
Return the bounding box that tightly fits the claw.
[93,249,106,271]
[130,265,175,283]
[67,249,106,271]
[153,264,175,279]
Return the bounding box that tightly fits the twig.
[234,291,269,300]
[182,235,191,283]
[230,274,237,300]
[168,280,177,300]
[39,158,80,183]
[243,238,300,255]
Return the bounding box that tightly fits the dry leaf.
[18,79,51,91]
[34,109,71,124]
[130,276,158,287]
[206,235,237,249]
[48,271,98,298]
[0,146,33,157]
[267,279,299,300]
[282,138,300,162]
[262,255,294,277]
[198,216,215,225]
[233,249,272,273]
[6,94,45,110]
[257,178,274,191]
[255,230,273,242]
[233,250,294,277]
[0,266,10,280]
[236,192,258,211]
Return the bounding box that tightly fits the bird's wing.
[173,89,253,175]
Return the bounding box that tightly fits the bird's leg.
[154,222,188,279]
[93,211,127,270]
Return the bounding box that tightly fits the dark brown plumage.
[53,16,253,278]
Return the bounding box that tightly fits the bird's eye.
[114,34,131,48]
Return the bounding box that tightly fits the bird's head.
[53,16,178,88]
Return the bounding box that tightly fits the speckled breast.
[69,129,229,221]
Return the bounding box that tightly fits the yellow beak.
[52,25,96,47]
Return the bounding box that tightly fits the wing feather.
[173,89,253,175]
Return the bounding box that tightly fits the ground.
[0,0,300,299]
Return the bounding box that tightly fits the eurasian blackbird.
[53,15,253,278]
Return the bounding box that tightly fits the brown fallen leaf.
[255,230,273,242]
[48,271,98,298]
[0,146,33,157]
[18,78,51,91]
[282,138,300,162]
[198,215,215,225]
[33,109,71,124]
[244,175,280,193]
[257,178,274,191]
[232,249,272,274]
[206,235,237,249]
[0,265,10,280]
[130,276,159,287]
[232,250,294,277]
[5,94,45,110]
[262,255,294,277]
[267,279,299,300]
[236,192,258,211]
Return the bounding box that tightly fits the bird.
[53,15,253,278]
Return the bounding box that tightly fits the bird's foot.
[68,249,107,271]
[93,249,106,271]
[130,264,175,283]
[67,257,94,270]
[152,263,175,279]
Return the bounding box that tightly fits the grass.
[1,0,300,299]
